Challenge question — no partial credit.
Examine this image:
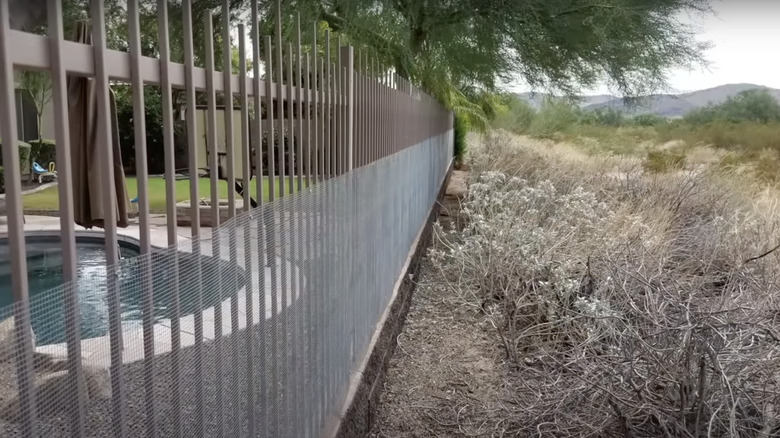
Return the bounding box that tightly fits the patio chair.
[32,162,57,184]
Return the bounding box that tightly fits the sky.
[508,0,780,96]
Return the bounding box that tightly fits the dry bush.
[430,131,780,437]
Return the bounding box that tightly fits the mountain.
[516,84,780,118]
[583,84,780,118]
[516,92,615,109]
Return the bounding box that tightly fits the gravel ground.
[369,171,513,438]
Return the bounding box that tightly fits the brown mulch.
[370,171,513,438]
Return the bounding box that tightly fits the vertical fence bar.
[296,15,304,192]
[324,31,331,179]
[248,6,263,432]
[376,60,381,162]
[370,58,375,164]
[392,73,397,154]
[341,47,354,172]
[295,14,306,436]
[304,50,314,438]
[220,15,241,431]
[223,0,236,218]
[355,52,360,168]
[266,33,277,203]
[276,0,286,198]
[316,55,326,430]
[287,43,295,196]
[0,1,36,435]
[248,5,261,434]
[306,45,322,436]
[385,70,390,158]
[377,62,387,158]
[312,26,319,183]
[335,62,340,176]
[89,1,124,435]
[286,39,299,436]
[388,71,393,156]
[314,52,327,182]
[181,0,205,434]
[268,20,284,432]
[329,61,337,409]
[203,13,226,437]
[263,32,277,438]
[274,5,290,434]
[46,1,85,436]
[156,1,182,435]
[380,64,385,159]
[339,65,347,396]
[128,1,157,436]
[236,22,250,438]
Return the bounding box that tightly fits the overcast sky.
[508,1,780,95]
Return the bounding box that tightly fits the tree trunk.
[28,113,43,183]
[395,24,426,81]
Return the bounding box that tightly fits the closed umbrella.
[67,21,129,229]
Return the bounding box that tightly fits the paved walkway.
[0,181,58,201]
[0,214,201,248]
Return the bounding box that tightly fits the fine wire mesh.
[0,131,452,437]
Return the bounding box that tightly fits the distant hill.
[516,92,614,109]
[516,84,780,118]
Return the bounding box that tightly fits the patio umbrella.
[67,21,129,229]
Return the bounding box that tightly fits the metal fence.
[0,0,453,437]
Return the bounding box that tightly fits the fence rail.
[0,1,453,437]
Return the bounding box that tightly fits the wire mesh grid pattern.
[0,0,453,437]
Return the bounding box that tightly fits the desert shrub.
[644,149,686,173]
[656,121,780,155]
[492,97,537,134]
[529,98,578,138]
[580,107,626,127]
[430,132,780,437]
[632,113,667,126]
[686,89,780,125]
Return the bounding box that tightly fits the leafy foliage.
[17,70,53,180]
[115,85,188,175]
[29,139,56,168]
[579,108,626,127]
[685,89,780,125]
[453,114,467,167]
[528,98,579,138]
[279,0,710,122]
[0,141,31,177]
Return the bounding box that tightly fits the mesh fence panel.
[0,131,452,437]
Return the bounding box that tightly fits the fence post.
[340,47,354,172]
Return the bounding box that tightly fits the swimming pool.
[0,232,247,345]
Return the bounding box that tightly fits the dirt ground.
[369,171,513,438]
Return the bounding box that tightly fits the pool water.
[0,235,246,345]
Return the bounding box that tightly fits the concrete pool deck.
[0,214,305,367]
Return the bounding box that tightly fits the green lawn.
[23,176,305,213]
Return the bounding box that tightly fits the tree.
[271,0,712,126]
[18,70,53,182]
[685,89,780,125]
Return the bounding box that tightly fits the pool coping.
[1,228,302,368]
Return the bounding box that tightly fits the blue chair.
[32,162,57,184]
